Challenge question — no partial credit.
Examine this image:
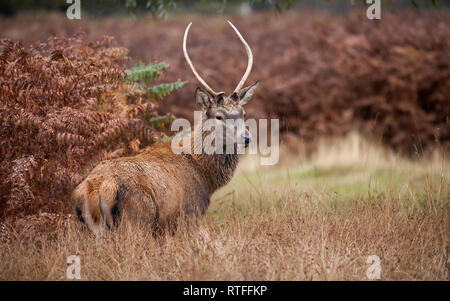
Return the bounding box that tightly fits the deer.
[72,21,259,233]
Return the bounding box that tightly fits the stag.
[73,21,259,233]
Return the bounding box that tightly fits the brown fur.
[73,84,258,233]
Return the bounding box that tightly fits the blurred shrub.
[0,0,65,16]
[144,11,447,155]
[0,0,443,17]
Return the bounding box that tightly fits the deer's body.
[73,139,239,231]
[73,20,258,232]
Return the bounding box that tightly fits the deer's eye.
[216,115,223,120]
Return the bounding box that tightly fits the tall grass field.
[1,133,447,280]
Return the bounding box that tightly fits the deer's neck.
[189,126,239,194]
[191,152,239,193]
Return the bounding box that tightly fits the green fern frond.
[125,61,167,86]
[148,115,169,127]
[148,81,187,99]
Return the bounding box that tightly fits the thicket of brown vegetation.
[1,11,447,154]
[0,36,164,219]
[164,11,450,154]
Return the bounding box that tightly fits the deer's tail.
[73,178,120,234]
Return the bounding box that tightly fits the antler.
[227,20,253,94]
[183,21,254,96]
[183,22,224,96]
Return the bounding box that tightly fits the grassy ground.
[0,133,448,280]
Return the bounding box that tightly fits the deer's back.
[73,143,210,227]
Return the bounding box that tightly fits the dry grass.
[0,133,448,280]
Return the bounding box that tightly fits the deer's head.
[183,21,258,150]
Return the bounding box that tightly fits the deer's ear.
[195,87,212,109]
[239,81,259,105]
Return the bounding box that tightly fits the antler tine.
[227,20,253,94]
[183,22,223,96]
